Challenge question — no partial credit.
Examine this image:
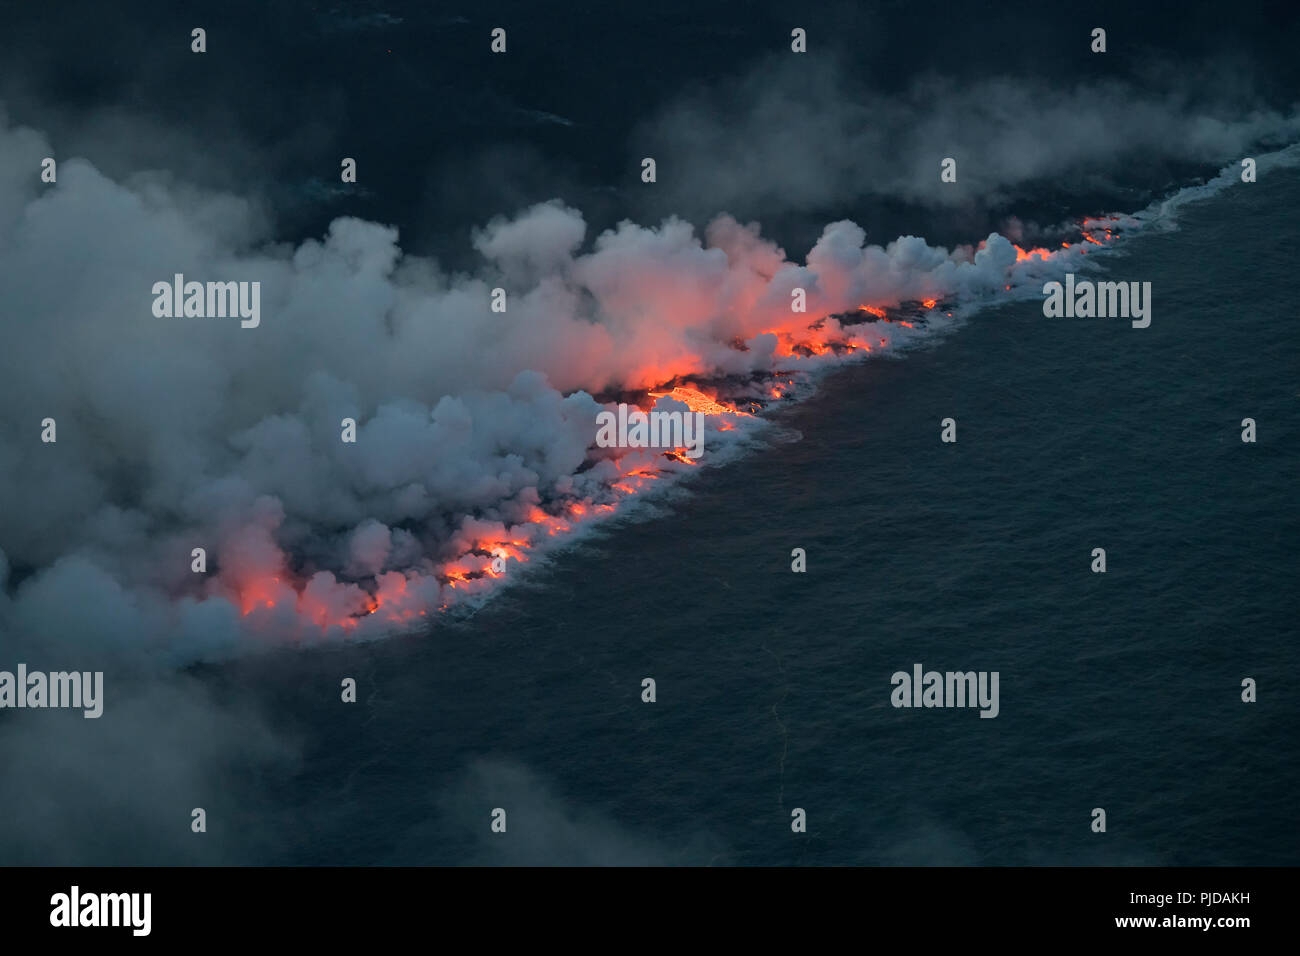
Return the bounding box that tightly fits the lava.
[647,385,751,417]
[1012,244,1054,262]
[228,214,1128,638]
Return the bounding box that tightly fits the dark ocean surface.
[175,164,1299,866]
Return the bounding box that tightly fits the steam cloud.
[0,97,1290,667]
[635,57,1300,221]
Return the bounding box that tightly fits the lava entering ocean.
[213,216,1125,640]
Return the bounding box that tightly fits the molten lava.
[647,385,751,417]
[229,214,1128,637]
[1012,245,1054,262]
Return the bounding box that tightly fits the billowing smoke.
[635,56,1300,222]
[0,108,1248,665]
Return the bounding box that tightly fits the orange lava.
[647,385,750,417]
[1013,244,1054,262]
[231,217,1132,637]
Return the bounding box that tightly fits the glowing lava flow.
[1081,215,1122,245]
[231,217,1126,638]
[410,385,748,605]
[646,385,751,417]
[1013,216,1125,258]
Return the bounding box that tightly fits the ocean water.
[186,165,1298,866]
